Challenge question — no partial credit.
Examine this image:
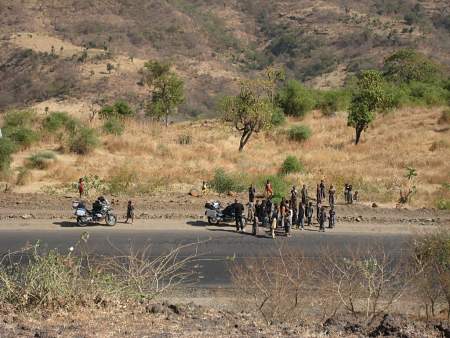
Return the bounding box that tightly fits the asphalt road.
[0,219,415,286]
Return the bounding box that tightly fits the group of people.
[233,179,356,238]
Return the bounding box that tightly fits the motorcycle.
[73,200,117,226]
[204,201,246,226]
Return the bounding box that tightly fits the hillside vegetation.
[0,0,449,209]
[1,0,450,116]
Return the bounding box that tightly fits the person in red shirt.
[265,180,273,198]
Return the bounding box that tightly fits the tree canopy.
[144,60,184,126]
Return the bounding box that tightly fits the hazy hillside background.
[1,0,450,117]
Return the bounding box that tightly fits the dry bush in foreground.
[0,235,201,311]
[230,243,414,325]
[230,247,314,325]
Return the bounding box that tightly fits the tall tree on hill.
[220,79,276,152]
[348,70,394,145]
[144,60,184,127]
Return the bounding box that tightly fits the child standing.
[126,200,135,224]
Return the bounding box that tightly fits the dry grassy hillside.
[1,0,450,116]
[7,105,450,208]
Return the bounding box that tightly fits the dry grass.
[8,106,450,207]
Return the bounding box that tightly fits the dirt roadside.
[1,192,449,227]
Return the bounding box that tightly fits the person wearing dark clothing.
[316,201,321,222]
[301,185,308,205]
[329,207,336,229]
[348,185,353,204]
[319,206,327,232]
[319,180,326,201]
[344,184,349,204]
[265,198,273,222]
[290,187,298,224]
[298,202,305,230]
[328,185,336,207]
[306,202,313,226]
[126,200,135,224]
[248,184,256,203]
[316,184,321,203]
[233,199,245,232]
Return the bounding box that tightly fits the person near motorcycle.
[233,199,245,232]
[93,196,108,216]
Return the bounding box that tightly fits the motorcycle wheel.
[77,216,87,227]
[105,214,117,226]
[208,217,219,225]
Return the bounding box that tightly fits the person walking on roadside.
[306,202,313,226]
[316,200,322,222]
[265,180,273,199]
[78,178,84,199]
[301,184,308,205]
[319,206,327,232]
[329,207,336,229]
[233,199,245,232]
[316,184,321,204]
[344,183,349,204]
[125,200,135,224]
[298,202,305,230]
[291,186,298,224]
[248,184,256,203]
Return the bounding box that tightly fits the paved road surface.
[0,219,419,286]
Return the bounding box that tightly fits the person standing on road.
[319,180,326,201]
[291,186,298,224]
[270,203,279,239]
[78,178,84,199]
[298,202,305,230]
[328,184,336,207]
[329,207,336,229]
[344,184,349,204]
[233,199,245,232]
[306,202,313,226]
[319,206,327,232]
[285,207,293,237]
[248,184,256,203]
[316,200,322,222]
[301,184,308,205]
[316,184,321,204]
[125,200,135,224]
[348,185,353,204]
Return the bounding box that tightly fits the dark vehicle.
[204,201,246,225]
[73,199,117,226]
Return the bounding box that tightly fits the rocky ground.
[0,300,449,338]
[1,192,449,227]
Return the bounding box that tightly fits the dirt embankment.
[0,301,449,338]
[0,192,449,226]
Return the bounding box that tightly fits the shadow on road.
[53,221,105,228]
[186,220,234,228]
[206,228,272,239]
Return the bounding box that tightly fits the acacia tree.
[144,60,184,127]
[348,70,394,145]
[220,80,275,152]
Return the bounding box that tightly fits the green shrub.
[0,138,16,173]
[288,125,312,142]
[256,175,288,204]
[103,117,125,136]
[277,80,316,118]
[3,127,39,149]
[68,127,99,155]
[383,49,445,84]
[209,168,246,194]
[271,106,286,126]
[3,110,36,128]
[406,82,449,106]
[108,166,138,195]
[42,112,72,132]
[280,156,304,176]
[26,151,56,170]
[437,199,450,210]
[316,89,351,116]
[100,100,135,119]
